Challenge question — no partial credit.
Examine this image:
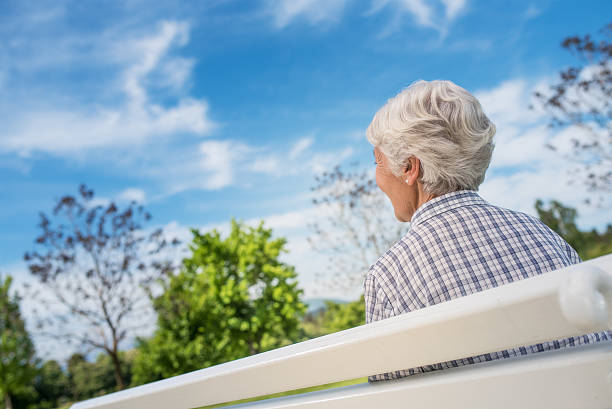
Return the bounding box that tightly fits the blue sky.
[1,0,611,306]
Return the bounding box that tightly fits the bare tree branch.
[24,184,181,390]
[308,165,408,291]
[533,22,612,200]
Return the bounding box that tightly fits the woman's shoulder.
[368,230,425,278]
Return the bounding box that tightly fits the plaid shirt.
[364,190,611,382]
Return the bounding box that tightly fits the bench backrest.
[71,254,612,409]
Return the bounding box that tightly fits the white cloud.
[247,208,317,231]
[475,77,611,228]
[289,137,314,159]
[243,136,352,182]
[310,146,353,173]
[480,167,606,229]
[120,21,190,106]
[159,220,194,244]
[524,4,542,20]
[166,135,348,192]
[441,0,467,20]
[268,0,468,33]
[147,135,355,196]
[475,78,541,128]
[368,0,469,34]
[396,0,433,27]
[158,57,195,91]
[0,21,214,156]
[490,124,549,168]
[477,76,609,175]
[198,140,244,190]
[251,156,282,174]
[143,139,248,195]
[476,79,551,170]
[118,188,146,204]
[268,0,349,28]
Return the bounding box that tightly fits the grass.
[58,377,367,409]
[198,377,368,408]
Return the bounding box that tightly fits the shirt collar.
[410,190,487,228]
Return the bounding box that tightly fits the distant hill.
[304,298,348,314]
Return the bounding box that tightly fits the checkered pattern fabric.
[364,190,611,382]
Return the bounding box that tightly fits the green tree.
[319,297,365,334]
[29,360,70,409]
[0,276,37,409]
[67,353,113,402]
[66,351,134,402]
[535,199,612,260]
[131,220,306,385]
[302,297,365,339]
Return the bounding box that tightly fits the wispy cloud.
[310,147,353,173]
[117,188,147,204]
[251,156,282,174]
[441,0,467,20]
[523,4,543,20]
[369,0,469,36]
[372,0,433,27]
[266,0,469,34]
[267,0,350,29]
[147,139,251,195]
[289,136,314,159]
[164,136,352,194]
[0,21,213,156]
[198,140,246,190]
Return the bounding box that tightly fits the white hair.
[366,80,496,196]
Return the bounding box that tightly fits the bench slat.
[71,254,612,409]
[230,341,612,409]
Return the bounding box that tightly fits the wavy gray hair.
[366,80,496,196]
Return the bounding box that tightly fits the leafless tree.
[533,21,612,200]
[308,165,408,290]
[24,185,180,390]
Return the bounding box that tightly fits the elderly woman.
[364,80,611,382]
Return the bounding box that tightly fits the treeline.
[1,186,367,409]
[535,200,612,260]
[6,352,134,409]
[6,298,366,409]
[2,186,609,409]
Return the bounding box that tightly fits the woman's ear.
[403,157,421,186]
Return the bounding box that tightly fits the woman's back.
[364,190,611,381]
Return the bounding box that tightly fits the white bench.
[71,254,612,409]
